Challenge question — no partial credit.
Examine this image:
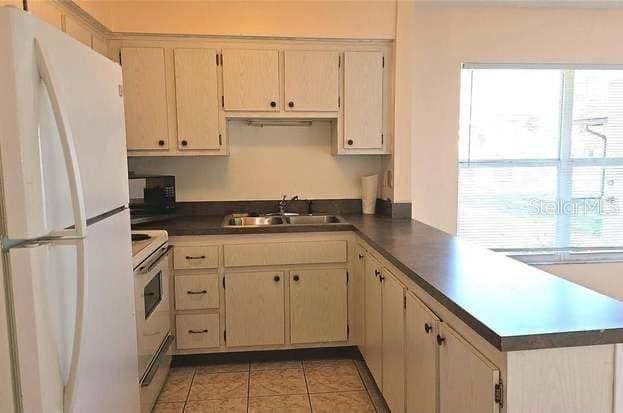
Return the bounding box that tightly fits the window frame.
[459,63,623,263]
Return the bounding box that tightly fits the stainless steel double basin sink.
[223,214,345,228]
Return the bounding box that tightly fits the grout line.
[246,365,251,413]
[301,358,314,412]
[183,367,197,412]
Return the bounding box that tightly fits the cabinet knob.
[274,275,281,282]
[158,140,165,146]
[436,334,446,346]
[424,323,433,334]
[358,253,364,260]
[293,275,300,282]
[347,139,354,146]
[270,101,277,108]
[181,139,188,147]
[288,101,294,108]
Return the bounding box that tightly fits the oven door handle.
[138,245,171,273]
[141,334,174,387]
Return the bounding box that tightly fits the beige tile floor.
[153,357,381,412]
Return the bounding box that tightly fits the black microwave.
[128,174,175,223]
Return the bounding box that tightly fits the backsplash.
[128,120,386,201]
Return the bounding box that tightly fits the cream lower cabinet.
[289,268,348,344]
[363,253,383,386]
[225,271,285,347]
[406,292,439,413]
[438,323,500,413]
[381,270,406,413]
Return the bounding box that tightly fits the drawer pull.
[274,275,281,282]
[293,275,300,282]
[188,329,208,334]
[185,255,206,260]
[187,290,208,295]
[358,253,364,260]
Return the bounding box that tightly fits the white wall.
[538,263,623,301]
[128,120,384,201]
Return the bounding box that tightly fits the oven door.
[134,245,171,380]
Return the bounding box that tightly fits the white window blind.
[458,66,623,260]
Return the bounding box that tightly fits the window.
[458,65,623,262]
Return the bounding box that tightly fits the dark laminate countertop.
[135,214,623,352]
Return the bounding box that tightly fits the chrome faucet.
[279,195,299,215]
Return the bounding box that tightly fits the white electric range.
[131,230,172,413]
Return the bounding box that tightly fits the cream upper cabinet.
[121,47,170,151]
[289,268,347,344]
[343,51,384,150]
[221,48,280,111]
[363,254,383,386]
[174,48,221,150]
[406,292,439,413]
[439,323,501,413]
[284,50,339,112]
[225,271,285,347]
[28,1,62,30]
[381,270,405,413]
[63,15,92,48]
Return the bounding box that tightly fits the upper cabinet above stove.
[113,37,392,157]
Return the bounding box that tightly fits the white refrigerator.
[0,7,140,413]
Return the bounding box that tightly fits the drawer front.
[175,274,219,310]
[224,240,347,267]
[176,313,219,349]
[174,245,219,269]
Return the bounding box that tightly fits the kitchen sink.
[224,216,286,227]
[286,215,343,225]
[223,214,344,227]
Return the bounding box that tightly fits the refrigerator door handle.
[34,38,88,413]
[33,38,87,240]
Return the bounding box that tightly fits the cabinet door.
[174,48,221,150]
[225,271,285,347]
[29,1,63,30]
[222,49,280,111]
[290,268,347,344]
[343,51,384,149]
[381,270,405,413]
[406,292,439,413]
[63,15,92,48]
[121,48,169,151]
[284,50,339,112]
[439,324,500,413]
[363,254,383,387]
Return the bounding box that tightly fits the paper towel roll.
[361,174,379,215]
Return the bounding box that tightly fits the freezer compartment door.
[6,209,139,413]
[0,8,129,239]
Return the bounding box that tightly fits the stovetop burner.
[131,233,151,242]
